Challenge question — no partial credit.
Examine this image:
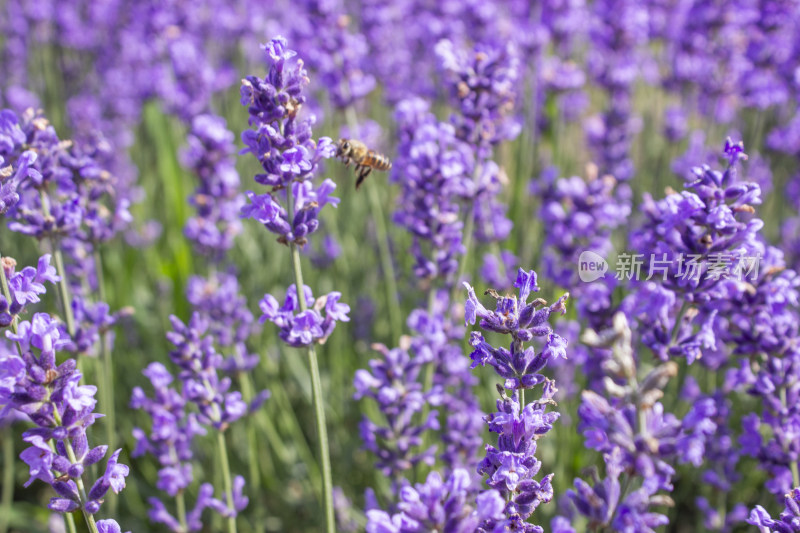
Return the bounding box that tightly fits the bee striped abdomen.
[365,151,392,171]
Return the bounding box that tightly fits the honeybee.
[335,138,392,189]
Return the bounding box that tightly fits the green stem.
[780,387,800,487]
[38,190,76,337]
[0,436,13,533]
[93,251,117,515]
[344,105,402,343]
[52,247,76,336]
[286,185,335,533]
[65,513,78,533]
[176,491,188,533]
[237,368,264,491]
[420,289,438,393]
[416,290,439,482]
[453,162,484,296]
[216,431,237,533]
[455,207,477,291]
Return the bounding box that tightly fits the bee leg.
[356,167,372,189]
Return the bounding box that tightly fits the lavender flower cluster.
[1,255,128,531]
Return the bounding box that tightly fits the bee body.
[336,138,392,189]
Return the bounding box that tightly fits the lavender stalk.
[240,37,350,533]
[286,183,335,533]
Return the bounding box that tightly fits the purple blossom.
[391,98,473,284]
[629,139,763,367]
[289,1,376,109]
[534,165,629,289]
[366,469,504,533]
[259,285,350,348]
[585,0,648,184]
[556,313,699,531]
[435,39,520,245]
[185,273,259,373]
[133,308,267,529]
[2,312,128,520]
[182,114,244,260]
[354,341,440,480]
[239,36,335,189]
[748,488,800,533]
[465,268,566,530]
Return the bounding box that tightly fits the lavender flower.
[289,1,376,110]
[411,292,484,472]
[365,469,505,533]
[239,37,336,247]
[131,362,203,499]
[556,313,701,531]
[0,254,59,329]
[132,312,264,530]
[1,312,128,523]
[435,39,521,161]
[464,269,568,392]
[259,284,350,348]
[392,98,473,285]
[662,0,750,123]
[748,488,800,532]
[464,268,567,531]
[181,114,244,261]
[722,246,800,497]
[4,109,131,365]
[185,273,259,373]
[782,177,800,272]
[534,164,629,289]
[585,0,648,185]
[353,340,440,480]
[240,37,345,533]
[629,139,762,366]
[0,110,39,215]
[436,38,520,244]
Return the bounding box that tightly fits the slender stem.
[453,162,484,296]
[93,250,117,515]
[38,190,76,337]
[286,185,335,533]
[780,387,800,487]
[343,105,402,343]
[420,289,438,393]
[236,368,263,492]
[52,247,76,337]
[0,436,13,533]
[416,290,440,482]
[216,431,237,533]
[65,513,78,533]
[669,301,689,345]
[455,207,477,290]
[176,491,188,533]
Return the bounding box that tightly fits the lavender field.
[1,1,800,532]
